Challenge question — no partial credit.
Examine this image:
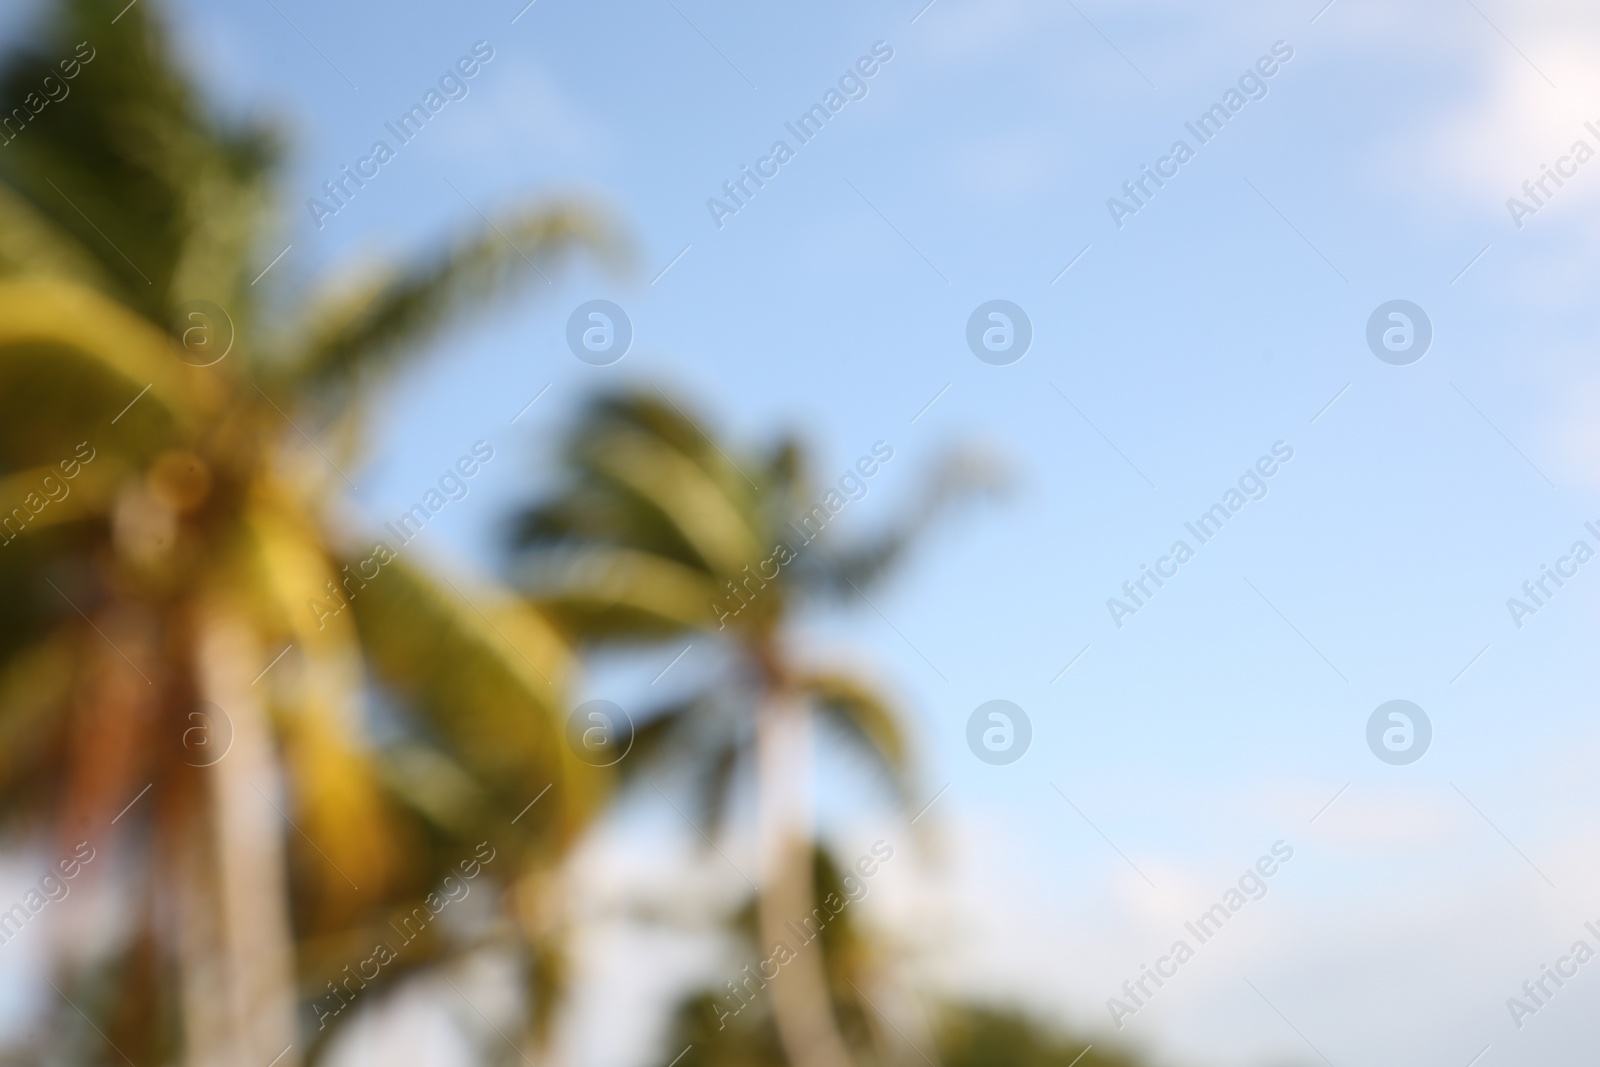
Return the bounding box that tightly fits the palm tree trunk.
[756,692,854,1067]
[174,801,231,1067]
[191,609,301,1067]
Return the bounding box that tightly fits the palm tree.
[665,849,895,1067]
[934,1005,1151,1067]
[510,390,1000,1067]
[0,0,619,1063]
[664,859,1153,1067]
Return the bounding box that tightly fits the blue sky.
[9,0,1600,1064]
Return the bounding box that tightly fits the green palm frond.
[0,278,209,462]
[291,203,625,397]
[616,691,752,842]
[0,0,278,315]
[0,183,122,291]
[798,669,914,808]
[346,555,597,846]
[243,500,409,920]
[520,544,724,641]
[580,425,764,573]
[516,392,765,569]
[799,444,1010,598]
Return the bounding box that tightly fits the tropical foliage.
[3,3,1207,1067]
[0,0,618,1063]
[667,851,1134,1067]
[511,390,1002,1067]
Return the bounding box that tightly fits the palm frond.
[578,425,764,574]
[0,183,123,292]
[801,444,1009,598]
[520,545,723,641]
[0,278,210,464]
[344,554,597,849]
[244,496,408,921]
[616,692,750,843]
[290,202,623,397]
[797,669,915,810]
[0,0,278,316]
